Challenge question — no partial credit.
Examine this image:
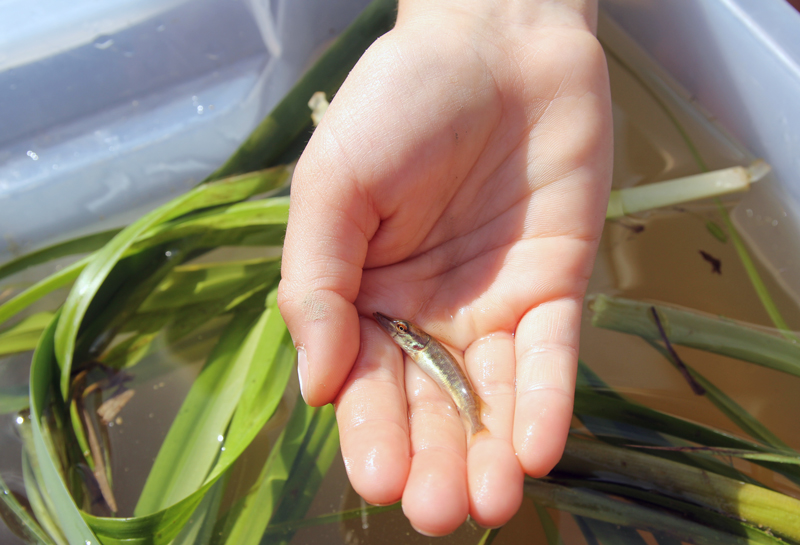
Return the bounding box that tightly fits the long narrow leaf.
[643,338,792,450]
[0,229,121,283]
[0,471,55,545]
[524,479,757,545]
[0,312,54,356]
[563,479,789,545]
[576,363,764,486]
[265,403,340,545]
[135,199,289,251]
[139,258,281,313]
[28,311,100,543]
[84,298,293,544]
[0,385,29,414]
[21,456,67,545]
[0,258,88,327]
[590,294,800,378]
[213,396,313,545]
[260,503,400,538]
[574,388,800,485]
[580,518,648,545]
[171,474,228,545]
[533,503,564,545]
[477,528,502,545]
[213,292,296,475]
[54,167,288,398]
[205,0,398,181]
[134,309,262,515]
[557,437,800,541]
[573,516,600,545]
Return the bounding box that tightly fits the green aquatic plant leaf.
[102,278,275,372]
[643,337,792,450]
[205,0,398,181]
[524,479,758,545]
[0,471,55,545]
[135,198,289,251]
[706,220,728,243]
[575,364,762,484]
[139,257,281,313]
[0,385,29,414]
[652,534,687,545]
[0,257,88,328]
[84,294,293,543]
[96,258,280,369]
[477,527,502,545]
[580,518,648,544]
[0,197,287,331]
[590,294,800,378]
[572,516,600,545]
[0,229,121,283]
[629,445,800,465]
[211,295,296,476]
[0,311,54,356]
[53,167,289,399]
[212,396,312,545]
[83,308,293,543]
[134,309,262,515]
[17,421,68,545]
[564,479,789,545]
[28,311,100,544]
[533,503,564,545]
[714,198,796,340]
[266,403,340,545]
[171,474,228,545]
[573,386,800,486]
[557,437,800,541]
[259,502,401,538]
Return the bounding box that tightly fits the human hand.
[278,0,612,535]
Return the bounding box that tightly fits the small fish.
[373,312,485,435]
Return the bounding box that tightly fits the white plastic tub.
[603,0,800,301]
[0,0,373,260]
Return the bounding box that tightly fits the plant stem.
[556,437,800,541]
[524,479,754,545]
[642,338,792,450]
[606,162,767,219]
[261,503,400,536]
[713,198,796,340]
[589,294,800,378]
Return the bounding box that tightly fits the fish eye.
[396,322,409,332]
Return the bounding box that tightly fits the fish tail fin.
[469,392,487,436]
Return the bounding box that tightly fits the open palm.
[278,2,612,536]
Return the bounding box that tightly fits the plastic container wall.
[0,0,372,261]
[601,0,800,304]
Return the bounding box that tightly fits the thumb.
[277,131,379,406]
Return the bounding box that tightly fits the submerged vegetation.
[2,0,800,543]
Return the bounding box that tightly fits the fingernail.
[297,347,309,402]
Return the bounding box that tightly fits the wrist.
[397,0,598,35]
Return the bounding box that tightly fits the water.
[2,15,800,545]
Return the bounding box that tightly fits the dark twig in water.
[649,307,706,396]
[617,221,645,234]
[97,389,135,425]
[76,388,119,512]
[699,250,722,274]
